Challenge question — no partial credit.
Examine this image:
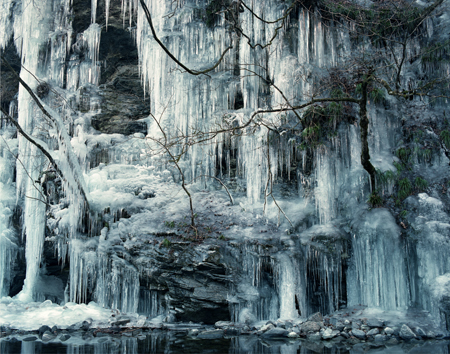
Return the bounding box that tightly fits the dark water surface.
[1,333,450,354]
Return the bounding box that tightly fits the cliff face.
[1,0,450,331]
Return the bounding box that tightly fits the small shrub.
[399,210,408,219]
[164,221,175,228]
[414,176,428,192]
[162,238,171,247]
[398,178,412,200]
[396,147,411,164]
[393,161,404,173]
[369,88,385,103]
[368,191,383,208]
[418,148,432,162]
[440,130,450,150]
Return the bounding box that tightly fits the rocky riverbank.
[1,309,448,348]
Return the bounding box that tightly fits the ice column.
[277,254,299,319]
[347,208,410,310]
[13,0,53,302]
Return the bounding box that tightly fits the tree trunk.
[359,79,377,190]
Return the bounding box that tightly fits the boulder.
[351,329,366,339]
[374,334,388,342]
[22,336,38,342]
[366,319,384,327]
[384,327,394,335]
[367,328,379,336]
[42,331,56,342]
[261,328,289,338]
[301,321,321,333]
[321,328,339,340]
[399,324,416,340]
[38,325,52,338]
[307,312,323,322]
[59,334,71,342]
[215,321,233,329]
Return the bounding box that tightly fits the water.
[1,334,450,354]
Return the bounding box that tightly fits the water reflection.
[1,333,450,354]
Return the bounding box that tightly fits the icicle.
[80,23,101,86]
[0,0,14,49]
[105,0,110,29]
[91,0,97,24]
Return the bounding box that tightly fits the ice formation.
[0,0,449,333]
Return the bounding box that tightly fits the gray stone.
[399,324,416,340]
[301,321,321,333]
[215,321,233,329]
[351,321,361,330]
[367,328,379,336]
[374,334,388,342]
[81,320,91,331]
[425,330,436,339]
[257,323,274,334]
[333,321,345,331]
[42,331,56,342]
[288,332,299,338]
[111,317,131,326]
[351,329,366,339]
[307,312,323,322]
[261,328,289,338]
[38,325,52,337]
[415,327,426,337]
[366,319,384,327]
[384,327,394,335]
[321,328,339,340]
[22,336,38,342]
[59,334,71,342]
[188,329,199,336]
[197,329,224,339]
[340,332,350,339]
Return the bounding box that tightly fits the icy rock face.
[0,131,18,297]
[404,194,450,328]
[0,0,449,332]
[348,209,410,310]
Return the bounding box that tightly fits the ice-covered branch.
[139,0,233,77]
[1,55,91,210]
